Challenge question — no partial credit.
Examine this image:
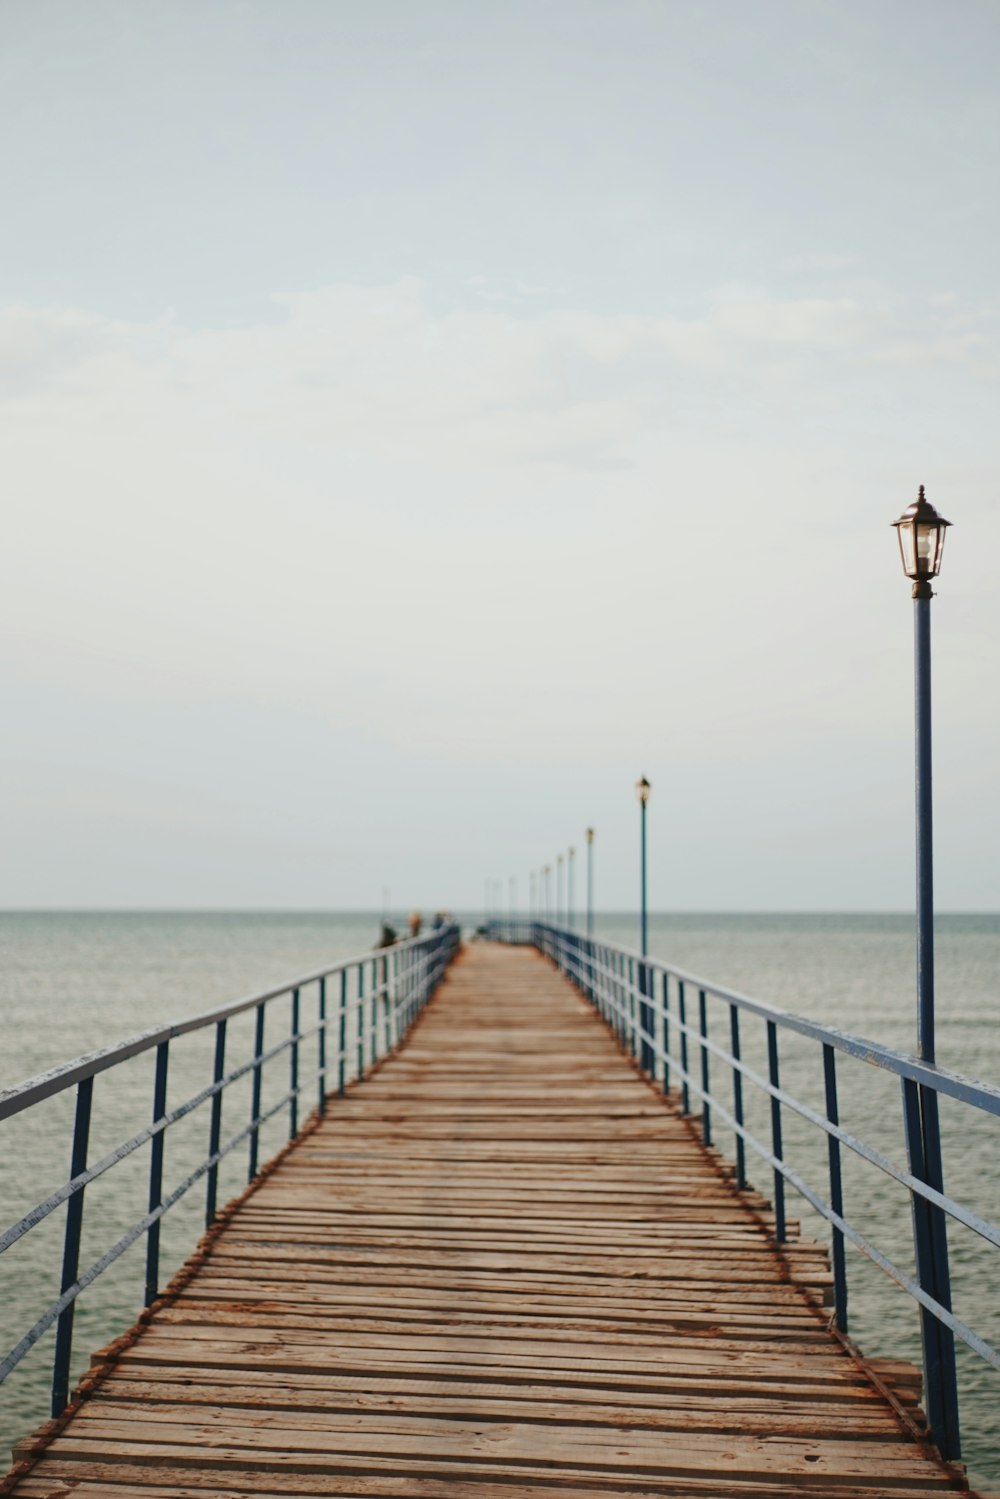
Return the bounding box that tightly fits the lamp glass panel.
[897,522,919,578]
[915,520,945,577]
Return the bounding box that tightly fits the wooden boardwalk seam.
[6,942,970,1497]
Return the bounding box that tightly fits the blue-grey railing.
[0,923,459,1417]
[487,919,999,1464]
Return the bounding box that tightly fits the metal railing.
[487,919,999,1464]
[0,923,459,1418]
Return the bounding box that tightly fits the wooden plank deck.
[6,942,969,1498]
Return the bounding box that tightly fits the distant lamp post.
[636,777,654,1072]
[892,485,959,1460]
[543,864,552,922]
[557,854,564,926]
[585,828,595,936]
[636,778,651,956]
[567,848,576,929]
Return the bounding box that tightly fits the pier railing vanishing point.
[488,918,1000,1466]
[0,922,460,1421]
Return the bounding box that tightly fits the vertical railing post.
[356,962,365,1082]
[766,1020,786,1242]
[729,1004,746,1190]
[627,956,637,1055]
[698,989,711,1147]
[289,987,300,1140]
[381,955,390,1057]
[338,969,348,1095]
[678,981,690,1114]
[144,1040,170,1306]
[639,961,654,1075]
[206,1019,227,1226]
[317,976,327,1116]
[248,1002,266,1182]
[661,971,670,1096]
[822,1043,848,1332]
[51,1076,93,1415]
[903,1077,961,1459]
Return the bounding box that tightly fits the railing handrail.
[0,927,446,1121]
[528,921,1000,1116]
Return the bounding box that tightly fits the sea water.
[0,912,997,1483]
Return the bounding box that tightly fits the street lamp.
[567,847,576,929]
[543,865,552,922]
[585,828,595,936]
[892,484,959,1460]
[892,486,950,1063]
[557,854,564,927]
[636,778,651,956]
[636,778,653,1072]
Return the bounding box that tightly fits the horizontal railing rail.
[0,922,460,1418]
[487,918,998,1464]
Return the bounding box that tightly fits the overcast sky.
[2,0,999,911]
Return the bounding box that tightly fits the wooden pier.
[6,943,969,1497]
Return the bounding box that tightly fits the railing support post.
[766,1020,786,1242]
[639,961,654,1075]
[698,989,711,1146]
[289,988,300,1140]
[902,1077,961,1459]
[206,1019,227,1226]
[145,1041,170,1306]
[248,1002,265,1182]
[822,1042,848,1332]
[317,976,327,1115]
[51,1076,93,1415]
[338,969,348,1095]
[678,981,690,1114]
[729,1005,746,1189]
[356,963,365,1082]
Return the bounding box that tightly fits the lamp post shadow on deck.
[892,485,961,1463]
[636,777,654,1072]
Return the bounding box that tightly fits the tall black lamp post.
[636,777,653,1071]
[892,485,959,1460]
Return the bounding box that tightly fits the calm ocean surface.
[1,911,997,1484]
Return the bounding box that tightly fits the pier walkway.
[7,943,966,1497]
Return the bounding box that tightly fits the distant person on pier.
[376,920,397,948]
[408,911,422,939]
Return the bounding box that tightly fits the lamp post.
[557,854,564,927]
[892,486,950,1066]
[636,778,651,956]
[636,778,653,1072]
[567,848,575,929]
[586,828,595,936]
[892,485,959,1460]
[543,865,551,922]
